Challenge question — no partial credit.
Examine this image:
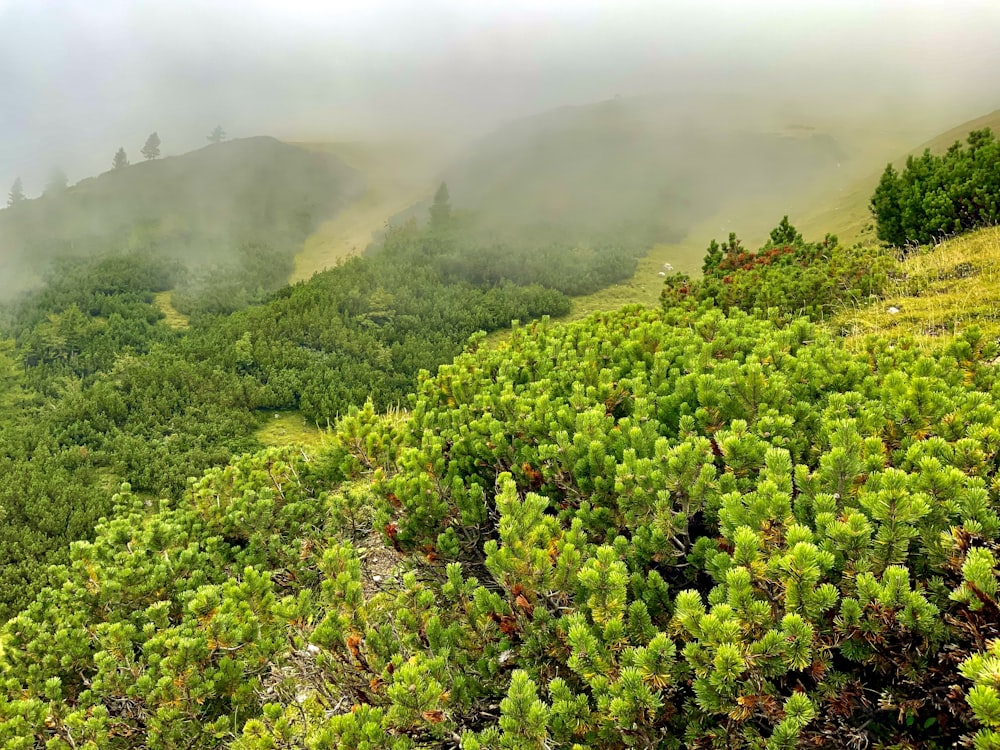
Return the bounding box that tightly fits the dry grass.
[834,227,1000,346]
[567,198,800,319]
[256,412,325,449]
[291,187,419,282]
[153,291,189,329]
[287,139,446,282]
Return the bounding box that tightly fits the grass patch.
[288,139,444,282]
[255,411,325,449]
[833,226,1000,346]
[153,291,189,329]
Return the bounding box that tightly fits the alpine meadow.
[3,2,1000,749]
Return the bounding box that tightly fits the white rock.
[373,574,383,583]
[658,271,666,277]
[887,306,900,314]
[306,644,320,655]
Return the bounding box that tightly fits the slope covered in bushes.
[0,210,588,618]
[6,297,1000,747]
[0,137,363,298]
[9,125,1000,750]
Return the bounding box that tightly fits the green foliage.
[664,216,893,320]
[8,302,1000,746]
[10,120,1000,749]
[429,182,451,230]
[871,128,1000,246]
[372,215,641,298]
[0,198,585,616]
[112,147,130,170]
[142,132,162,161]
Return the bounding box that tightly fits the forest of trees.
[871,127,1000,246]
[5,128,1000,748]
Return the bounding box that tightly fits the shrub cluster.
[661,217,892,320]
[6,306,1000,747]
[871,128,1000,246]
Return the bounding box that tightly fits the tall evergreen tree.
[141,132,161,160]
[207,125,227,144]
[6,177,25,207]
[871,164,904,246]
[112,147,130,170]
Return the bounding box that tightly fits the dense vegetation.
[9,125,1000,749]
[660,217,891,321]
[0,186,641,617]
[871,128,1000,246]
[8,295,1000,747]
[375,187,642,298]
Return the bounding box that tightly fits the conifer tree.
[112,147,129,170]
[429,181,451,229]
[208,125,227,143]
[6,176,25,206]
[141,131,161,160]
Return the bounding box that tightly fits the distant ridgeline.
[0,137,364,298]
[871,127,1000,246]
[389,95,846,248]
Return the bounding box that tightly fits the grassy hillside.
[565,108,1000,317]
[289,139,449,281]
[0,137,364,296]
[796,109,1000,245]
[836,225,1000,345]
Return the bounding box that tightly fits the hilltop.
[0,137,364,296]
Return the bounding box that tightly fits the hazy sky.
[1,0,999,193]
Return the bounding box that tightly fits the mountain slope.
[561,106,1000,316]
[435,94,848,248]
[289,139,447,281]
[835,225,1000,343]
[797,109,1000,244]
[0,137,364,295]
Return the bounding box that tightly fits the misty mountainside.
[419,94,846,245]
[0,137,364,296]
[798,108,1000,244]
[12,146,1000,746]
